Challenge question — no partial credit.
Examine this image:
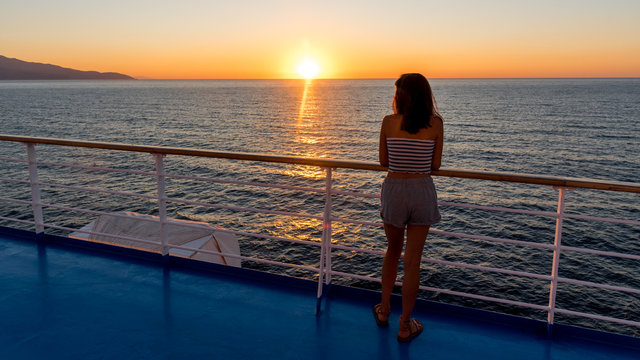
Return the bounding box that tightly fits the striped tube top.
[386,137,435,174]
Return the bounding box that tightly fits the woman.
[373,73,443,342]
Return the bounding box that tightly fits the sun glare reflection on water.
[283,79,325,180]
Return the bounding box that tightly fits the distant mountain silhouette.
[0,55,134,80]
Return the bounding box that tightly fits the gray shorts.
[380,176,440,228]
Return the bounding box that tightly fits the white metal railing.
[0,134,639,332]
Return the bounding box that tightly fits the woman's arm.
[431,116,443,171]
[379,116,389,167]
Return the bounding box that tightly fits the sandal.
[372,304,390,327]
[397,318,423,342]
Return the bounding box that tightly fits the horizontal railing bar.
[328,270,550,311]
[433,168,640,193]
[417,285,552,311]
[35,161,156,176]
[0,197,32,205]
[0,216,34,225]
[330,217,382,227]
[0,156,27,163]
[430,229,556,250]
[328,271,430,296]
[39,203,160,223]
[557,277,640,295]
[227,256,320,273]
[424,258,552,281]
[563,213,640,226]
[416,200,638,229]
[204,227,321,247]
[2,134,639,193]
[327,270,382,283]
[167,244,235,260]
[48,224,165,247]
[554,308,640,328]
[37,182,157,200]
[331,189,379,198]
[439,201,557,218]
[0,177,30,185]
[330,243,383,256]
[560,245,640,261]
[164,196,324,220]
[164,173,326,194]
[167,242,321,273]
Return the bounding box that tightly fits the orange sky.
[1,1,639,79]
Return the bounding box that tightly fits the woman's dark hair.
[393,73,441,134]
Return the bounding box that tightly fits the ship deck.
[1,228,639,360]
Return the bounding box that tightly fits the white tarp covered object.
[70,211,241,267]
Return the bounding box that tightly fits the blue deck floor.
[1,229,639,360]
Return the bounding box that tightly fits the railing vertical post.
[547,186,567,326]
[323,167,333,285]
[154,154,169,256]
[25,143,44,237]
[316,167,333,313]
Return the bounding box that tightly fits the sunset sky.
[1,0,639,79]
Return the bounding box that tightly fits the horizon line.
[130,76,640,81]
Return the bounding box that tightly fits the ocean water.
[0,79,639,334]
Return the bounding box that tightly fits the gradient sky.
[1,0,639,79]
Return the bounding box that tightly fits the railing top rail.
[2,134,639,193]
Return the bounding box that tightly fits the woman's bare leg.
[379,223,405,318]
[399,225,429,326]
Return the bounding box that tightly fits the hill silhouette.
[0,55,134,80]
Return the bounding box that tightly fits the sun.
[296,58,320,79]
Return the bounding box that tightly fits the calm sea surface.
[1,79,639,334]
